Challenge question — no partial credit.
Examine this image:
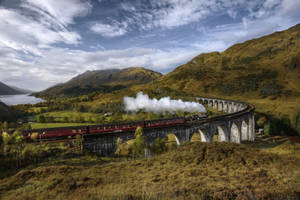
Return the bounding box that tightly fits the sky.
[0,0,299,91]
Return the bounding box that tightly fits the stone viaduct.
[84,97,255,156]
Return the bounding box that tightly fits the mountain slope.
[157,23,300,98]
[0,81,28,95]
[10,86,33,94]
[35,67,162,97]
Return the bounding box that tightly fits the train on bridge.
[23,114,207,141]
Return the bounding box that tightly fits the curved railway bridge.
[85,97,255,156]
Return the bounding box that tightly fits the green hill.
[34,67,162,98]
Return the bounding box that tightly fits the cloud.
[91,22,128,37]
[0,45,200,91]
[190,0,300,50]
[0,0,91,55]
[119,0,260,30]
[22,0,92,27]
[115,0,300,36]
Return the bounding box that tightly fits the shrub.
[260,81,282,96]
[263,117,297,136]
[150,137,168,155]
[38,115,46,123]
[264,122,272,135]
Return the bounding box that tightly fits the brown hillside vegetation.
[160,23,300,97]
[34,67,162,97]
[151,24,300,124]
[0,140,299,200]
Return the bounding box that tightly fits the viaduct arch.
[84,97,255,156]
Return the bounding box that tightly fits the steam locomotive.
[23,114,207,141]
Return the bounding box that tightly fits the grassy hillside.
[0,139,299,200]
[34,67,161,98]
[160,24,300,97]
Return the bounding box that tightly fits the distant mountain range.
[0,81,33,95]
[34,67,162,97]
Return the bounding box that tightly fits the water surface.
[0,94,44,105]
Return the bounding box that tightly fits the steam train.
[23,114,207,141]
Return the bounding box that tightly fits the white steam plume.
[123,92,206,113]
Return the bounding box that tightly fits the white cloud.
[22,0,92,27]
[0,1,92,90]
[91,22,128,37]
[0,46,200,91]
[0,0,91,55]
[119,0,262,30]
[117,0,299,34]
[279,0,300,17]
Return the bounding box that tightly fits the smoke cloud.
[123,92,206,113]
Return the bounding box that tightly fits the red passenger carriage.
[22,116,202,141]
